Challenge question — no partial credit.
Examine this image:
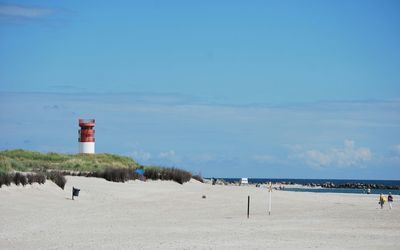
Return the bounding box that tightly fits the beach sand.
[0,176,399,249]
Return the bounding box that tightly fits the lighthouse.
[78,119,95,154]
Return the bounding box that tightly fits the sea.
[218,178,400,195]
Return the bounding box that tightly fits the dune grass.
[0,149,139,173]
[0,149,195,185]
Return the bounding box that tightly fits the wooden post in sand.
[268,182,272,215]
[247,195,250,218]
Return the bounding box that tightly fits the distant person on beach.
[379,194,385,209]
[388,193,393,209]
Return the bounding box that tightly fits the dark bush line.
[0,171,65,190]
[58,167,193,185]
[92,168,140,182]
[27,173,46,185]
[57,169,140,183]
[0,172,46,188]
[1,167,199,188]
[144,167,192,184]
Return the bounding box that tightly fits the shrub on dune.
[144,167,191,184]
[36,172,46,184]
[144,167,161,180]
[27,174,35,185]
[13,172,27,186]
[0,172,46,188]
[0,173,12,187]
[19,173,28,186]
[27,173,46,185]
[192,174,204,183]
[169,168,192,184]
[46,171,67,190]
[100,168,139,182]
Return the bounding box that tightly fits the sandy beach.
[0,176,399,250]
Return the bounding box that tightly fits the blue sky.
[0,1,399,179]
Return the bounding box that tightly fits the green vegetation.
[0,149,195,185]
[144,166,192,184]
[0,149,139,173]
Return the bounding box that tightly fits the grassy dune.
[0,149,195,185]
[0,149,139,173]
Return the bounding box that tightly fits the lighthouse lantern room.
[78,119,95,154]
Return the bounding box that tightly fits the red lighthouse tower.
[78,119,95,154]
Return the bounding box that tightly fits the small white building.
[240,178,248,185]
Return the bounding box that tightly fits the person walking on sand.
[388,193,393,209]
[379,194,385,209]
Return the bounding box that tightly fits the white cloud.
[158,150,181,163]
[132,150,151,162]
[159,150,175,158]
[392,144,400,155]
[0,4,54,18]
[295,140,372,168]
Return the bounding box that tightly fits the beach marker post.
[247,195,250,218]
[268,182,272,215]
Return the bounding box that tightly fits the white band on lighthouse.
[79,142,95,154]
